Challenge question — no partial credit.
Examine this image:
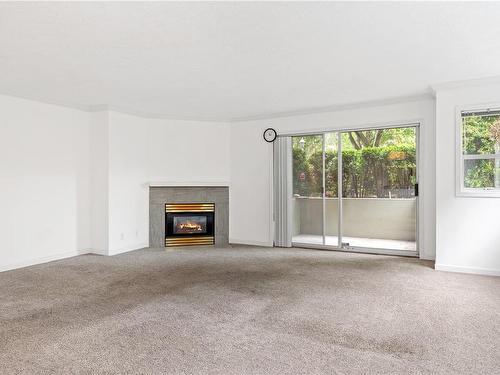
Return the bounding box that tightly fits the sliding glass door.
[290,125,418,255]
[340,127,417,252]
[291,134,324,245]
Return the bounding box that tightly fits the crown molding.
[1,90,435,124]
[229,92,435,123]
[7,76,500,123]
[431,75,500,93]
[0,92,230,122]
[88,104,229,123]
[0,91,92,112]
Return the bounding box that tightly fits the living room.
[0,2,499,374]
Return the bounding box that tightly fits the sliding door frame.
[321,134,326,246]
[288,122,420,257]
[337,131,343,249]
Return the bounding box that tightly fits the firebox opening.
[173,216,207,234]
[165,203,215,247]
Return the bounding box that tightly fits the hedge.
[293,145,416,198]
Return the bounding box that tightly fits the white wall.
[0,96,232,270]
[435,82,500,276]
[229,122,274,247]
[5,82,500,277]
[106,111,231,255]
[4,87,499,276]
[0,95,91,271]
[0,93,442,271]
[89,111,109,254]
[148,118,231,184]
[230,98,437,259]
[107,111,150,255]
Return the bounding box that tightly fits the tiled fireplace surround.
[149,186,229,248]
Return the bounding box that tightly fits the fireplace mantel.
[149,181,230,187]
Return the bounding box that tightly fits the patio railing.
[292,196,416,241]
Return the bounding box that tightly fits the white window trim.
[456,104,500,198]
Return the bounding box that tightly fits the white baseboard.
[229,238,273,247]
[107,242,149,256]
[0,248,92,273]
[87,248,108,256]
[435,263,500,277]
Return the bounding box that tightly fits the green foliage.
[292,147,310,196]
[293,145,417,198]
[461,115,500,188]
[292,136,322,158]
[464,160,495,188]
[491,120,500,144]
[462,115,497,154]
[342,128,416,150]
[291,116,500,195]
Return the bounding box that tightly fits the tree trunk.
[374,130,383,147]
[348,132,361,149]
[354,131,370,147]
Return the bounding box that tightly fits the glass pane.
[340,127,417,251]
[341,128,417,198]
[173,216,207,234]
[292,135,324,245]
[464,158,500,189]
[462,114,500,155]
[324,133,339,247]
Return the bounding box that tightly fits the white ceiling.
[1,2,500,121]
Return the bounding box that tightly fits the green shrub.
[293,145,417,198]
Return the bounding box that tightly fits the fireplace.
[165,203,215,246]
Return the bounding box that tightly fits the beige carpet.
[0,246,498,374]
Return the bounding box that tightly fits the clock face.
[263,128,277,142]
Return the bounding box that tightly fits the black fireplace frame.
[164,203,216,246]
[165,211,215,238]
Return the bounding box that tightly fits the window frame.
[456,104,500,198]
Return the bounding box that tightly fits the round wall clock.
[263,128,277,142]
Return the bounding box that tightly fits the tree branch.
[348,132,361,149]
[354,131,370,147]
[374,130,383,147]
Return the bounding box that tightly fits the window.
[457,107,500,197]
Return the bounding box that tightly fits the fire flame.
[178,221,203,231]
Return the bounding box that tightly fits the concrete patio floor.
[292,234,417,252]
